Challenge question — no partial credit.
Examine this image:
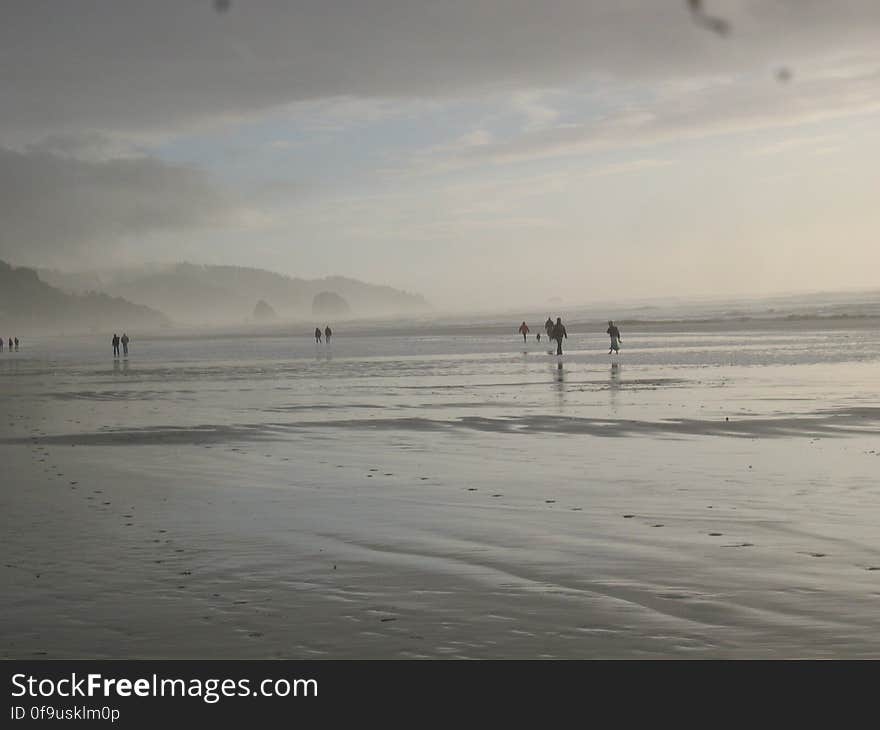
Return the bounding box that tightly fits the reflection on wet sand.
[609,362,621,411]
[552,361,565,410]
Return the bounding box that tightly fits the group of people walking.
[111,333,130,357]
[314,326,333,344]
[0,337,20,352]
[517,318,621,356]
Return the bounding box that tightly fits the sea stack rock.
[253,299,277,321]
[312,291,350,317]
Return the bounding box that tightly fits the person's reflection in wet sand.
[609,362,622,412]
[552,361,565,410]
[122,359,130,374]
[113,359,121,373]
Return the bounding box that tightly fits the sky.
[2,0,880,311]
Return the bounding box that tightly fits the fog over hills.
[0,260,169,334]
[38,263,431,326]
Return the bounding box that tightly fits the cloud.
[417,55,880,169]
[510,90,564,131]
[3,1,880,142]
[749,133,842,156]
[0,147,242,266]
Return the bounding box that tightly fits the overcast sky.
[2,1,879,310]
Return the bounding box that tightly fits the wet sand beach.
[3,325,880,658]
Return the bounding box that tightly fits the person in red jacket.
[518,321,530,342]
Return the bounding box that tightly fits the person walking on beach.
[324,325,332,344]
[315,327,322,344]
[518,321,530,343]
[551,317,567,356]
[536,332,541,343]
[606,321,621,354]
[544,316,554,338]
[121,333,130,356]
[7,337,12,351]
[0,338,4,352]
[112,333,120,357]
[14,337,18,351]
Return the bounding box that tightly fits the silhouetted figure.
[544,317,554,338]
[606,321,621,354]
[324,326,332,344]
[518,321,530,342]
[551,317,567,356]
[112,333,120,357]
[536,333,541,342]
[0,339,4,352]
[14,337,19,351]
[315,327,322,344]
[121,333,130,356]
[7,337,12,351]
